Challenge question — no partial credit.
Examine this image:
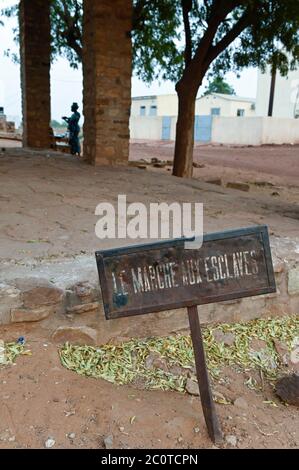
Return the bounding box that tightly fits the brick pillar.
[20,0,51,148]
[83,0,132,165]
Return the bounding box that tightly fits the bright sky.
[0,0,257,124]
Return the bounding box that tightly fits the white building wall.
[211,116,299,145]
[256,68,299,118]
[132,93,255,118]
[211,117,263,145]
[131,97,158,117]
[130,116,163,140]
[195,95,255,116]
[261,117,299,144]
[156,94,178,116]
[130,113,299,145]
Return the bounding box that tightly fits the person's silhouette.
[62,102,81,156]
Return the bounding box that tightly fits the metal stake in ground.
[188,305,222,444]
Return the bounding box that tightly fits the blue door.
[194,115,212,142]
[162,116,171,140]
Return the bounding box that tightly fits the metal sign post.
[95,226,276,443]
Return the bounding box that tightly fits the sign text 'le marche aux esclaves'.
[96,226,276,319]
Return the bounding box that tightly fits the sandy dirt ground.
[0,143,298,262]
[0,141,298,449]
[0,325,298,449]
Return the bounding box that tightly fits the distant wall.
[212,116,299,145]
[130,116,163,140]
[130,115,299,145]
[261,117,299,144]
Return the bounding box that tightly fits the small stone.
[168,364,189,376]
[52,326,97,345]
[213,390,229,403]
[44,437,55,448]
[153,162,166,168]
[22,286,64,309]
[225,435,237,447]
[177,436,183,443]
[119,427,125,432]
[11,278,63,309]
[226,182,250,192]
[249,338,267,352]
[73,282,94,300]
[276,374,299,406]
[234,397,248,409]
[8,436,16,442]
[66,302,99,315]
[290,347,299,366]
[288,267,299,296]
[185,378,199,396]
[194,427,200,434]
[206,178,222,186]
[273,339,289,366]
[0,431,10,441]
[11,306,56,323]
[213,329,235,346]
[192,162,205,168]
[68,433,76,439]
[104,435,114,449]
[145,352,168,372]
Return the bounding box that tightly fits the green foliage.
[50,0,83,68]
[1,0,298,81]
[132,0,183,82]
[1,1,83,67]
[203,76,235,96]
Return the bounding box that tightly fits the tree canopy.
[203,76,235,95]
[2,1,298,80]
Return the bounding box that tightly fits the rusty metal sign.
[95,225,276,444]
[96,226,275,320]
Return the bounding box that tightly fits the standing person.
[62,102,81,156]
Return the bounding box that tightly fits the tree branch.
[182,0,193,66]
[177,0,250,91]
[204,9,255,68]
[192,0,243,66]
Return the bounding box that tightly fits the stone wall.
[19,0,51,148]
[83,0,132,165]
[0,240,298,345]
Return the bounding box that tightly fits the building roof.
[132,95,157,101]
[131,92,255,104]
[197,93,255,103]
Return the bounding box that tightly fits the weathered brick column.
[19,0,51,148]
[83,0,132,165]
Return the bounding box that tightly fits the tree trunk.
[172,87,197,178]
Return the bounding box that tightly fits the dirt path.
[1,145,298,262]
[130,141,299,184]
